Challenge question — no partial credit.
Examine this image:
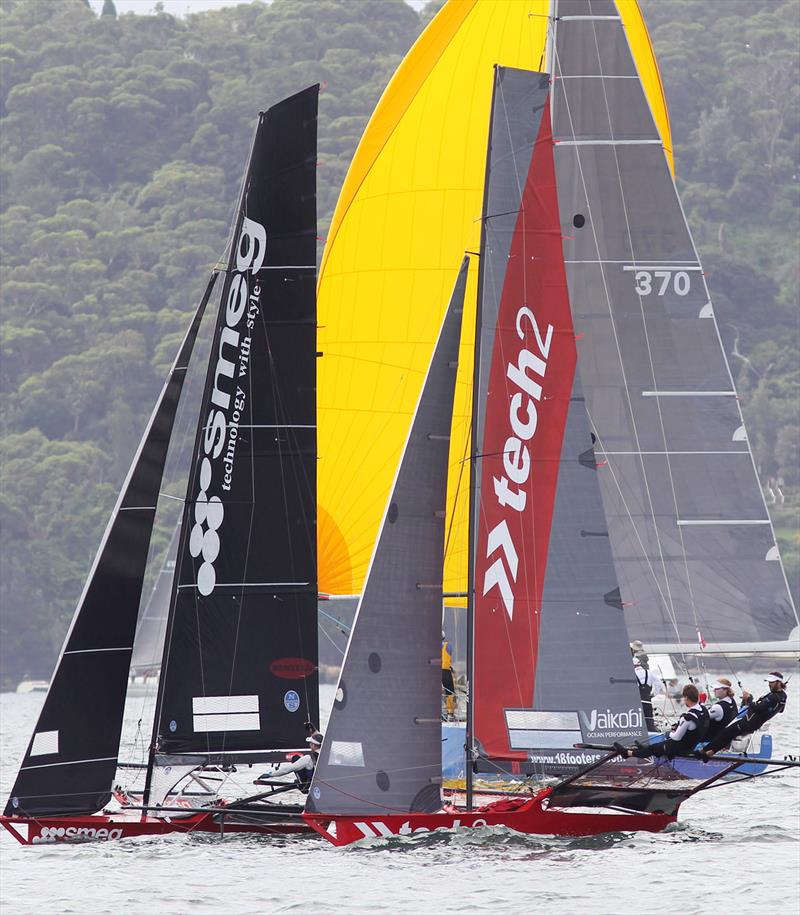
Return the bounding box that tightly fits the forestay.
[149,87,320,783]
[306,260,467,817]
[550,0,798,650]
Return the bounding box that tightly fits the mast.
[466,68,502,811]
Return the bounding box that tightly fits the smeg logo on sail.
[189,217,265,597]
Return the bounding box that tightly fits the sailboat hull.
[303,789,674,847]
[0,808,310,845]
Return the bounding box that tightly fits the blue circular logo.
[284,690,300,712]
[312,786,321,800]
[169,720,177,732]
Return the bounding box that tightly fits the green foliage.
[0,0,797,686]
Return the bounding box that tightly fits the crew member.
[255,731,323,791]
[442,630,456,719]
[616,684,709,760]
[630,639,650,669]
[704,678,739,746]
[702,672,788,758]
[634,656,663,732]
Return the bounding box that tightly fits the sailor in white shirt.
[618,683,710,759]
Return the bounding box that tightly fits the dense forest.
[0,0,797,688]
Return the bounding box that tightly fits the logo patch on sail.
[580,707,643,739]
[270,657,316,679]
[190,217,265,596]
[482,307,553,620]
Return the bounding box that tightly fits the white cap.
[711,681,729,691]
[306,732,323,746]
[764,672,784,683]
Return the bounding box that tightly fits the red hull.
[0,809,310,845]
[303,789,675,847]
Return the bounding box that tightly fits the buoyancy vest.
[637,668,653,703]
[718,695,738,727]
[706,695,738,739]
[672,704,710,750]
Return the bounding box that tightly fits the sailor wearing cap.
[704,678,739,744]
[633,656,663,732]
[255,730,323,791]
[702,672,788,758]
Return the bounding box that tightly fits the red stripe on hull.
[0,811,310,845]
[304,789,674,847]
[474,95,576,757]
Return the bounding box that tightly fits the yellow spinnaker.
[318,0,672,597]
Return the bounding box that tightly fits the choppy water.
[1,675,798,915]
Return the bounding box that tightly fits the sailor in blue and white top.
[256,730,323,790]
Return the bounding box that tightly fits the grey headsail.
[148,86,320,790]
[550,0,798,653]
[4,273,216,818]
[306,259,467,817]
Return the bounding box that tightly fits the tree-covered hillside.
[0,0,797,687]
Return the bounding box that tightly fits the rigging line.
[318,622,346,656]
[220,326,259,756]
[472,216,534,681]
[588,20,715,680]
[551,33,682,638]
[261,313,314,719]
[573,409,680,635]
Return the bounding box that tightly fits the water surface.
[1,675,798,914]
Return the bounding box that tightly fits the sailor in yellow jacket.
[442,631,456,719]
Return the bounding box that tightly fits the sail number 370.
[634,270,691,296]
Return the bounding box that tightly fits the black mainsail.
[549,0,798,655]
[4,274,217,818]
[147,86,320,800]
